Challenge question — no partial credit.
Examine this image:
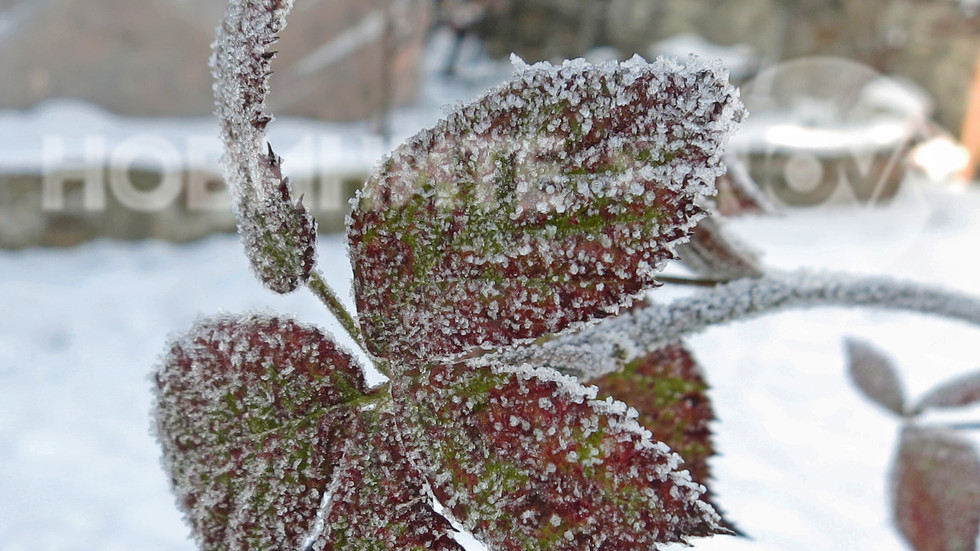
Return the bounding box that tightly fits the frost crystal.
[212,0,317,293]
[153,314,366,551]
[348,55,745,365]
[391,361,726,550]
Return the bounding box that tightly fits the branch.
[481,270,980,380]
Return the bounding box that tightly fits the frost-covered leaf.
[393,362,726,550]
[714,154,775,217]
[212,0,317,293]
[308,405,464,551]
[154,314,366,551]
[590,341,733,530]
[914,369,980,414]
[348,55,744,364]
[845,338,906,416]
[892,426,980,551]
[675,216,763,281]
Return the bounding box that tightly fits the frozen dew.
[347,54,745,368]
[211,0,317,293]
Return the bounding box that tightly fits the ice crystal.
[893,426,980,551]
[154,314,367,551]
[913,369,980,414]
[498,271,980,379]
[845,338,906,416]
[211,0,317,293]
[392,361,726,550]
[348,54,745,365]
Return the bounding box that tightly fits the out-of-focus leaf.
[675,216,764,281]
[393,362,727,550]
[845,338,906,416]
[348,55,744,366]
[914,369,980,414]
[714,154,775,217]
[589,341,735,531]
[309,405,464,551]
[892,426,980,551]
[154,314,366,551]
[211,0,317,293]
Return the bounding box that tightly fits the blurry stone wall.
[0,0,430,248]
[477,0,980,135]
[0,0,431,121]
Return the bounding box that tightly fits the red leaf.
[309,405,464,551]
[675,216,763,281]
[845,338,906,416]
[714,154,774,217]
[914,369,980,414]
[348,56,744,365]
[393,362,726,550]
[154,314,367,551]
[589,341,734,530]
[212,0,317,293]
[892,426,980,551]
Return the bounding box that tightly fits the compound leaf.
[393,362,726,550]
[348,55,744,366]
[212,0,317,293]
[845,338,906,416]
[914,369,980,414]
[892,426,980,551]
[154,314,366,551]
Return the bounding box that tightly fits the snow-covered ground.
[3,178,979,551]
[3,26,980,551]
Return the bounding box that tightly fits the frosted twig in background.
[491,271,980,380]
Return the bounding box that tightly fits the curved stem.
[488,270,980,381]
[307,270,368,355]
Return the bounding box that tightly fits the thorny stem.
[306,270,368,355]
[489,270,980,380]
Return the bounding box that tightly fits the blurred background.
[0,0,977,247]
[3,2,980,551]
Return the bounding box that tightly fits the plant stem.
[490,270,980,381]
[307,270,368,354]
